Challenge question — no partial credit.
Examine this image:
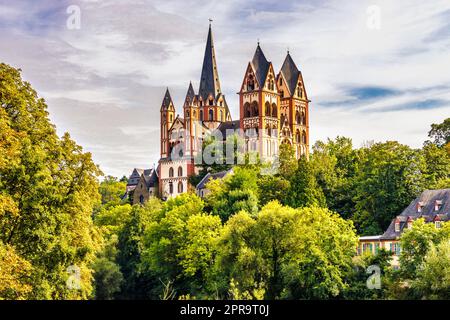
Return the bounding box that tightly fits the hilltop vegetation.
[1,63,449,300]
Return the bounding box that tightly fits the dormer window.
[417,201,424,213]
[407,217,413,229]
[434,200,442,211]
[394,219,401,232]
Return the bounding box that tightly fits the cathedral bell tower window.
[247,75,255,91]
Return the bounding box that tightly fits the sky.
[0,0,449,178]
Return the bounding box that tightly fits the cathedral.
[158,24,310,199]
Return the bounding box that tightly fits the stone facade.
[158,24,310,198]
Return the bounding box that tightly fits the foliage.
[411,240,450,299]
[213,202,358,299]
[310,137,358,219]
[257,174,290,207]
[0,241,33,300]
[286,156,326,209]
[277,143,298,179]
[98,176,127,208]
[0,63,102,299]
[351,141,426,235]
[428,117,450,148]
[205,166,259,221]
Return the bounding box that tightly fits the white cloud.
[0,0,449,177]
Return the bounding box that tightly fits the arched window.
[186,110,190,118]
[193,110,196,118]
[301,111,306,125]
[247,75,255,91]
[139,195,144,204]
[178,166,183,177]
[268,76,274,91]
[266,125,271,136]
[271,103,277,117]
[296,130,301,143]
[297,83,303,98]
[244,102,251,117]
[251,101,259,117]
[200,110,203,121]
[209,99,214,106]
[209,109,214,121]
[265,102,271,116]
[302,130,307,144]
[169,167,174,177]
[220,110,223,121]
[169,182,173,194]
[178,181,183,193]
[296,111,301,124]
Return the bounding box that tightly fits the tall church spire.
[198,23,221,100]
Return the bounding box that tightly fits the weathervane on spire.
[209,18,213,26]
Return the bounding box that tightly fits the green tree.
[411,240,450,299]
[0,241,33,300]
[422,142,450,189]
[257,174,290,206]
[0,63,102,299]
[140,193,205,297]
[310,137,358,219]
[277,143,298,179]
[205,166,259,220]
[214,202,357,299]
[352,141,426,235]
[286,156,326,209]
[428,118,450,148]
[98,176,127,208]
[92,235,123,300]
[116,199,162,299]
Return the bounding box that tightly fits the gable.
[240,63,259,92]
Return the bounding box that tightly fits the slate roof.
[251,44,270,87]
[215,120,240,139]
[184,82,196,105]
[198,24,221,100]
[196,169,232,190]
[143,169,158,188]
[161,88,173,110]
[280,52,301,97]
[381,189,450,240]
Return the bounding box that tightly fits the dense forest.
[1,63,449,300]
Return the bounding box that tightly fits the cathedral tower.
[198,23,231,130]
[160,88,175,158]
[239,43,280,160]
[277,52,309,158]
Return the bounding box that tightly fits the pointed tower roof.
[280,52,301,97]
[251,43,270,86]
[198,24,221,100]
[161,88,173,110]
[184,81,196,105]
